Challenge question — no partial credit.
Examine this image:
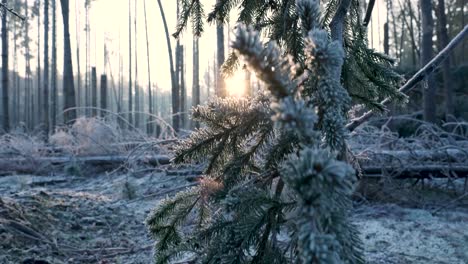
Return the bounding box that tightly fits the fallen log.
[359,148,468,163]
[362,165,468,179]
[0,155,169,165]
[0,155,171,175]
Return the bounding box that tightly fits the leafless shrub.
[50,117,125,156]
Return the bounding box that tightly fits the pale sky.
[14,0,387,98]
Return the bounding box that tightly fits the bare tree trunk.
[216,1,225,98]
[24,0,32,129]
[43,0,50,137]
[388,0,399,59]
[37,0,42,128]
[180,46,186,129]
[192,37,200,129]
[143,0,153,134]
[91,67,97,116]
[156,0,178,132]
[134,0,140,129]
[74,0,81,118]
[85,2,90,116]
[13,16,18,128]
[118,34,123,128]
[436,0,453,118]
[245,69,251,97]
[206,61,211,100]
[52,0,57,129]
[2,0,10,132]
[399,0,419,67]
[212,54,216,98]
[384,22,390,55]
[420,0,436,123]
[60,0,76,124]
[100,74,107,117]
[128,0,133,127]
[399,12,406,61]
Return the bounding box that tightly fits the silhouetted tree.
[59,0,77,123]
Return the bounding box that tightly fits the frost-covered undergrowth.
[0,118,468,263]
[0,167,467,263]
[356,203,468,264]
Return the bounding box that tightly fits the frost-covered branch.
[347,24,468,131]
[0,3,26,21]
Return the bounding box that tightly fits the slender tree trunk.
[60,0,76,124]
[245,68,251,97]
[143,0,153,134]
[156,0,178,132]
[37,0,42,128]
[420,0,436,123]
[409,5,417,67]
[192,37,200,129]
[180,46,186,129]
[436,0,453,118]
[91,67,97,116]
[213,54,216,98]
[43,0,50,137]
[85,2,90,116]
[128,0,133,126]
[74,0,81,118]
[100,74,107,117]
[216,0,225,98]
[13,17,18,127]
[118,34,123,128]
[134,0,140,129]
[24,0,32,129]
[175,42,180,125]
[206,61,211,100]
[174,1,181,130]
[399,13,406,61]
[2,0,9,132]
[399,0,418,67]
[52,0,57,129]
[384,22,390,55]
[388,0,399,58]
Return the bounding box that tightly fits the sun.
[225,70,247,97]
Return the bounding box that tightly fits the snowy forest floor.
[1,118,468,263]
[1,163,468,264]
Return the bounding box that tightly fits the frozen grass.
[50,117,125,155]
[349,117,468,168]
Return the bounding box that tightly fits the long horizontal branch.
[363,165,468,179]
[346,24,468,131]
[0,3,25,21]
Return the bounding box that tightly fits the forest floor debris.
[1,166,467,263]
